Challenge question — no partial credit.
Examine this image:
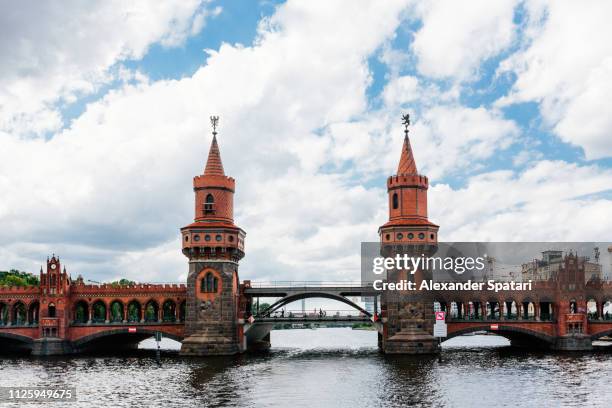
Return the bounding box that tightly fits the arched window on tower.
[204,194,215,215]
[48,303,56,318]
[201,272,219,293]
[392,193,399,210]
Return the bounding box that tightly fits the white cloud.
[1,0,610,285]
[431,160,612,241]
[497,0,612,159]
[412,105,519,179]
[382,75,420,106]
[512,149,543,166]
[0,0,214,136]
[0,0,412,280]
[412,0,518,80]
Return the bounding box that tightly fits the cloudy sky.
[1,0,611,284]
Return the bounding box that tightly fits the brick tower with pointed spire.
[379,114,440,354]
[180,116,247,356]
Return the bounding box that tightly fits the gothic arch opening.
[144,300,159,322]
[162,300,177,322]
[0,302,8,325]
[92,300,107,323]
[201,272,219,293]
[604,300,612,320]
[127,300,142,323]
[12,302,27,325]
[28,301,39,325]
[74,301,89,324]
[47,303,56,318]
[110,300,124,323]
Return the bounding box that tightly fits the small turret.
[181,116,246,262]
[379,114,439,247]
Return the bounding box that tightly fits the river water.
[1,328,611,407]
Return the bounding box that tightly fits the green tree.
[254,302,271,315]
[107,278,136,287]
[0,270,39,287]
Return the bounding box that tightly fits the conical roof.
[204,134,225,176]
[397,134,417,175]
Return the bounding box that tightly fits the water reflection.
[1,329,612,407]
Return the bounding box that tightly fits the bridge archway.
[0,332,34,353]
[591,328,612,341]
[258,292,371,317]
[72,328,183,353]
[446,325,554,347]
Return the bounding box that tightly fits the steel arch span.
[258,292,371,317]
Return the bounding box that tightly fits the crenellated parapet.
[387,174,429,190]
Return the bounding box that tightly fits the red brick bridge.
[430,254,612,350]
[2,254,612,355]
[0,256,186,355]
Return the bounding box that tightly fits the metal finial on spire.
[210,115,219,136]
[401,113,410,136]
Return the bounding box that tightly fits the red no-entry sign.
[128,327,137,333]
[490,324,499,330]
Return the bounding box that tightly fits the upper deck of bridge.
[243,281,379,297]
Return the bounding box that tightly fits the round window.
[385,234,390,241]
[193,235,200,242]
[430,234,435,240]
[215,234,222,241]
[184,235,189,242]
[408,233,414,239]
[396,233,403,240]
[228,236,234,242]
[205,235,211,241]
[418,233,425,239]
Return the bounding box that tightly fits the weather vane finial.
[401,113,410,136]
[210,115,219,136]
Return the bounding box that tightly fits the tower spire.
[204,116,225,176]
[397,113,417,175]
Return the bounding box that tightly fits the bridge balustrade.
[247,281,370,290]
[257,309,369,318]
